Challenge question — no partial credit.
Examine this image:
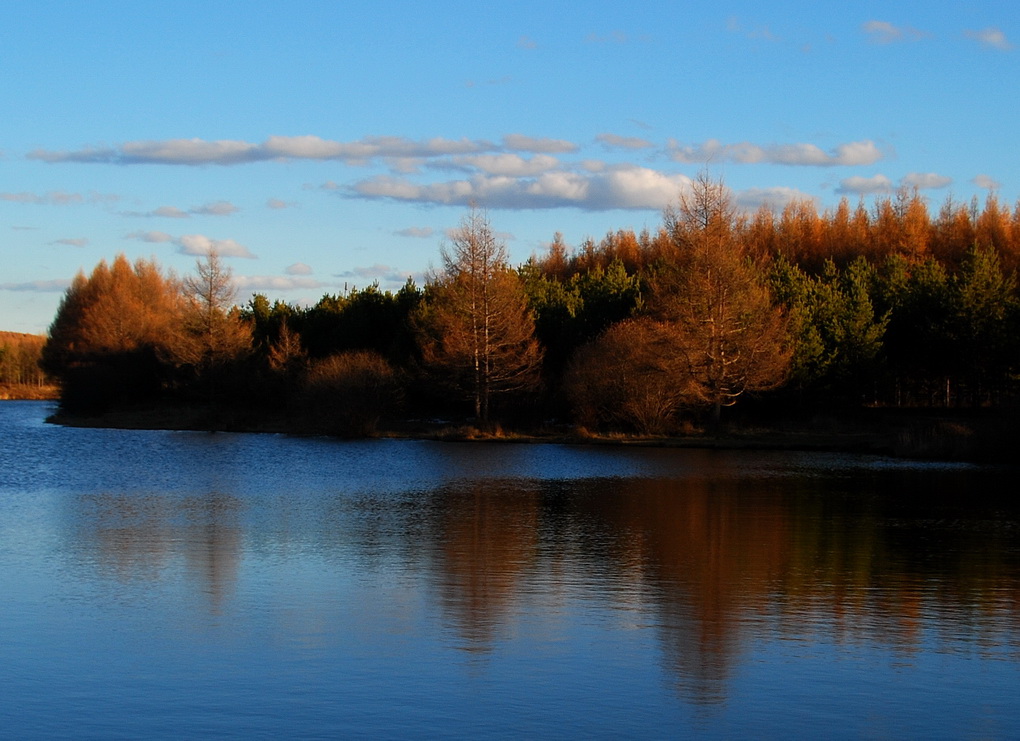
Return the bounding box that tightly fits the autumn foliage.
[38,181,1020,435]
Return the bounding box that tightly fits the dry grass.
[0,383,60,401]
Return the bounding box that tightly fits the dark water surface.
[2,401,1018,739]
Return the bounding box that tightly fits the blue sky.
[2,1,1017,333]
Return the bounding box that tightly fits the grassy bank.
[0,384,60,401]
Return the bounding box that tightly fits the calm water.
[1,401,1018,739]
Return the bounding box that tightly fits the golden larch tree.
[418,207,543,423]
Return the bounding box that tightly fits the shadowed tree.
[42,254,187,411]
[417,207,543,423]
[564,318,690,434]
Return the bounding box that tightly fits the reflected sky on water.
[1,401,1018,739]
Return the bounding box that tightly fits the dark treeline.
[40,177,1020,439]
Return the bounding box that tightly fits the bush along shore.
[37,179,1020,464]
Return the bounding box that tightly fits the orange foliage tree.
[416,207,543,423]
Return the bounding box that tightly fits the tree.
[42,255,186,411]
[564,318,689,434]
[652,175,791,424]
[181,249,249,367]
[417,207,543,423]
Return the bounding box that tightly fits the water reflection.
[57,462,1020,706]
[71,490,242,613]
[3,401,1018,736]
[429,485,541,652]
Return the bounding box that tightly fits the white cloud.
[177,234,256,259]
[964,27,1012,50]
[0,279,72,292]
[285,262,313,275]
[437,153,560,177]
[735,187,817,210]
[973,174,1001,190]
[668,139,884,166]
[592,166,692,210]
[348,165,690,211]
[596,133,654,150]
[900,172,952,190]
[517,35,538,50]
[126,229,255,257]
[395,226,435,238]
[120,138,260,165]
[862,20,928,44]
[502,134,578,153]
[266,198,292,209]
[52,237,89,247]
[234,275,326,291]
[837,174,894,195]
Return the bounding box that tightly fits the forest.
[0,331,53,398]
[38,177,1020,447]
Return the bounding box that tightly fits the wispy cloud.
[517,35,537,50]
[862,20,928,44]
[964,27,1012,50]
[596,133,655,150]
[125,230,174,243]
[122,201,240,219]
[191,200,239,216]
[28,134,582,166]
[727,17,780,42]
[668,139,884,166]
[1,190,118,205]
[266,198,294,210]
[151,206,189,218]
[973,174,1001,190]
[0,279,72,292]
[395,226,435,238]
[585,31,649,44]
[285,262,313,275]
[51,237,89,247]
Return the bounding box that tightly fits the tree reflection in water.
[64,459,1020,706]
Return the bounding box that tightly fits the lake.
[1,400,1018,739]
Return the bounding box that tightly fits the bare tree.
[418,207,543,423]
[181,249,249,367]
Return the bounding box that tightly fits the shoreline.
[0,384,59,401]
[40,402,1014,462]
